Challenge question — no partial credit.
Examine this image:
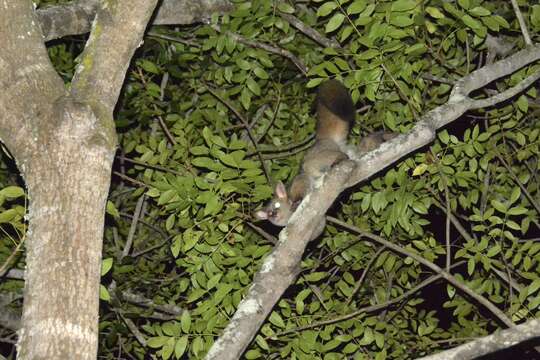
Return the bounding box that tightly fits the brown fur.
[254,80,395,228]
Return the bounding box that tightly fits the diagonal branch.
[205,44,540,359]
[417,318,540,360]
[272,260,466,338]
[211,24,308,75]
[326,217,513,326]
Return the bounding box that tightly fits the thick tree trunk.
[16,100,116,359]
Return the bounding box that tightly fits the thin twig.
[279,12,340,49]
[326,216,514,327]
[203,84,271,182]
[495,151,540,215]
[255,89,282,143]
[147,31,200,47]
[136,68,177,146]
[271,260,465,338]
[121,290,184,315]
[118,312,147,347]
[0,235,25,278]
[510,0,532,46]
[116,155,189,176]
[112,171,148,188]
[422,74,456,85]
[118,212,168,240]
[121,195,145,260]
[211,24,308,75]
[246,222,277,244]
[346,246,386,305]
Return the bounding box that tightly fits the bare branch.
[470,69,540,109]
[153,0,233,26]
[451,44,540,97]
[510,0,532,46]
[120,290,184,316]
[280,12,341,49]
[212,24,308,75]
[272,260,466,338]
[204,160,355,360]
[326,217,513,327]
[205,44,540,359]
[417,318,540,360]
[37,0,234,41]
[120,195,145,260]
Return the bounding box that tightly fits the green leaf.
[467,258,475,275]
[190,146,209,155]
[246,77,261,95]
[304,272,327,282]
[426,6,445,19]
[469,6,490,16]
[181,310,192,333]
[528,279,540,296]
[391,0,417,12]
[0,186,24,198]
[405,43,427,55]
[325,13,345,33]
[278,2,294,14]
[348,0,367,15]
[462,14,482,29]
[317,2,338,17]
[101,258,113,276]
[491,200,508,214]
[508,206,528,216]
[105,201,120,218]
[99,285,111,301]
[171,234,182,258]
[457,0,470,10]
[139,59,160,74]
[175,336,189,358]
[532,5,540,27]
[147,336,168,348]
[0,209,17,223]
[412,163,428,176]
[268,311,286,328]
[509,187,521,205]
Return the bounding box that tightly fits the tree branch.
[0,1,65,158]
[509,0,532,46]
[417,318,540,360]
[326,217,513,327]
[70,0,160,113]
[37,0,234,42]
[204,160,355,360]
[279,12,340,49]
[211,24,308,75]
[272,260,466,338]
[204,44,540,359]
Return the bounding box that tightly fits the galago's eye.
[274,202,281,209]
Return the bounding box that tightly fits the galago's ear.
[275,181,288,200]
[254,210,269,220]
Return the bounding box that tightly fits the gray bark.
[37,0,233,41]
[0,0,159,358]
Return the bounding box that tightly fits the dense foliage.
[1,0,540,359]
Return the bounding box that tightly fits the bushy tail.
[315,80,354,144]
